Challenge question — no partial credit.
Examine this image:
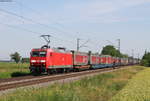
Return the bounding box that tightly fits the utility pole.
[137,53,140,64]
[132,49,134,58]
[77,38,89,51]
[131,49,134,65]
[77,38,80,51]
[117,39,120,52]
[116,39,121,67]
[138,53,140,59]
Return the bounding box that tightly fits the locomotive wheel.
[47,69,56,75]
[60,68,64,73]
[64,68,69,73]
[74,68,79,72]
[47,69,53,75]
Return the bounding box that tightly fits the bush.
[11,72,30,77]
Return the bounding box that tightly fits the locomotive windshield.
[31,51,47,57]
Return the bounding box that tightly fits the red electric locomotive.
[30,47,73,74]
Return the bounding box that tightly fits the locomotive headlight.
[40,60,46,63]
[31,60,36,63]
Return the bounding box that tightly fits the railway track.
[0,66,126,92]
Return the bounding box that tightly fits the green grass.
[0,62,30,78]
[110,67,150,101]
[0,66,145,101]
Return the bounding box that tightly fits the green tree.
[101,45,128,58]
[10,52,21,63]
[101,45,120,57]
[141,52,150,67]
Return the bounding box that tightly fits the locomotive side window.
[31,51,46,57]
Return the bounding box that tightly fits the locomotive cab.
[29,49,50,74]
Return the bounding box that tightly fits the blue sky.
[0,0,150,60]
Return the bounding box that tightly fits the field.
[0,62,30,79]
[0,66,145,101]
[110,67,150,101]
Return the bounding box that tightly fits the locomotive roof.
[32,48,72,53]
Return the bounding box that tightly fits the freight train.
[29,46,139,74]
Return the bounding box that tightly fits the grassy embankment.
[0,62,30,78]
[110,67,150,101]
[0,66,145,101]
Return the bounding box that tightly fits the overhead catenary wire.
[0,7,77,39]
[0,8,75,44]
[0,21,41,35]
[14,1,76,36]
[0,21,75,46]
[0,1,88,44]
[0,8,61,32]
[0,3,90,50]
